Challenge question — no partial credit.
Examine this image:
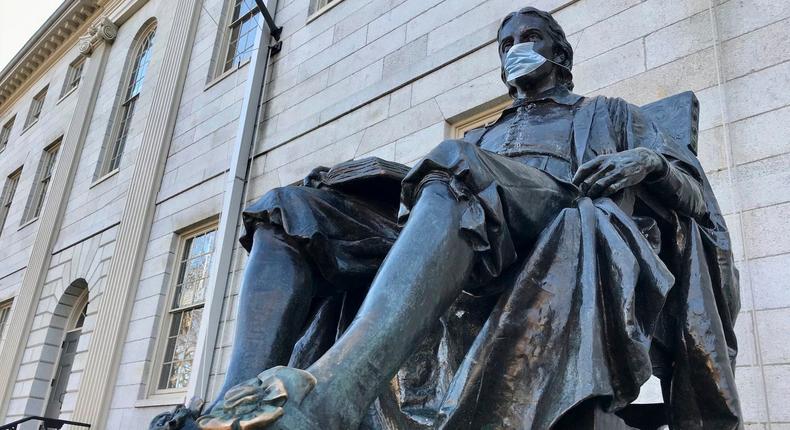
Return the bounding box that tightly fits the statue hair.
[498,7,575,97]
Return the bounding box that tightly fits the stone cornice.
[0,0,100,110]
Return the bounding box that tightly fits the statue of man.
[156,7,741,430]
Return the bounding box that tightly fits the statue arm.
[611,97,708,218]
[641,153,707,218]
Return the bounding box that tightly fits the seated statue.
[153,6,742,430]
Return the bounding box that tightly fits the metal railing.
[0,416,90,430]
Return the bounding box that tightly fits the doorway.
[44,295,88,420]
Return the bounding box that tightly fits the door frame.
[42,292,88,419]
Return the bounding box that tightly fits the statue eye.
[525,31,542,42]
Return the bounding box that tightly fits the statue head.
[497,7,574,98]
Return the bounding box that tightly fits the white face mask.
[504,42,568,85]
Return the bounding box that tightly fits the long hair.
[498,7,574,97]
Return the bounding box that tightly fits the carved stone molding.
[78,17,118,56]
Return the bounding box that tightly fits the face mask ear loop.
[546,58,572,73]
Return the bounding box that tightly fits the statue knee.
[265,184,312,204]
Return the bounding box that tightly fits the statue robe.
[241,94,742,429]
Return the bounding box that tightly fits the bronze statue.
[152,7,742,430]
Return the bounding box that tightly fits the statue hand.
[572,148,667,198]
[302,166,331,188]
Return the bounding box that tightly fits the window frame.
[0,168,22,236]
[150,222,218,396]
[60,57,86,99]
[67,293,89,333]
[24,86,48,129]
[0,299,12,347]
[221,0,261,73]
[451,101,512,139]
[308,0,344,21]
[95,22,156,179]
[0,116,14,153]
[22,138,61,224]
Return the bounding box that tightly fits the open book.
[323,157,410,186]
[321,157,411,208]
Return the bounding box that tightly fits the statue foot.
[149,398,205,430]
[196,366,319,430]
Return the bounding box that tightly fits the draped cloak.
[240,94,742,429]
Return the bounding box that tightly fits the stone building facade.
[0,0,787,428]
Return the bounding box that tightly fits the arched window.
[96,22,156,178]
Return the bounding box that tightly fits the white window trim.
[23,86,48,130]
[307,0,344,23]
[95,22,156,179]
[59,56,85,100]
[0,168,22,237]
[451,100,512,139]
[0,299,13,348]
[0,116,15,153]
[207,0,259,82]
[146,222,218,400]
[22,138,61,224]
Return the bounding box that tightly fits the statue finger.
[600,177,632,197]
[587,170,621,198]
[581,163,615,195]
[572,157,605,185]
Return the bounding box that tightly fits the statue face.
[498,14,561,91]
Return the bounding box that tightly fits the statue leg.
[297,181,477,428]
[207,224,315,412]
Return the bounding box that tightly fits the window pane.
[312,0,336,13]
[0,117,14,151]
[108,97,137,171]
[25,143,59,222]
[0,301,11,344]
[127,30,155,100]
[26,88,47,127]
[223,1,260,73]
[99,26,154,178]
[175,253,210,308]
[173,230,216,309]
[0,172,20,235]
[238,0,255,17]
[63,59,84,95]
[74,302,88,330]
[157,227,215,391]
[158,307,203,390]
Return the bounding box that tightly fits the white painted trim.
[88,168,120,189]
[306,0,344,24]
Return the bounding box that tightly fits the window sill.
[18,216,38,231]
[307,0,344,24]
[56,87,79,105]
[135,393,186,409]
[204,59,250,91]
[90,168,119,189]
[20,120,38,135]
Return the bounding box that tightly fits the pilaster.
[69,0,203,427]
[0,17,114,421]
